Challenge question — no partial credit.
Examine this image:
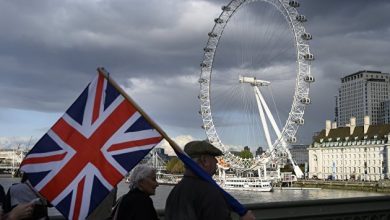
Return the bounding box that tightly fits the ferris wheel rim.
[199,0,313,156]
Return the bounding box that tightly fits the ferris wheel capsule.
[289,1,300,8]
[198,78,208,83]
[204,47,214,52]
[200,62,209,68]
[287,137,297,143]
[303,53,314,61]
[300,97,311,104]
[198,94,207,99]
[301,33,312,40]
[208,32,218,38]
[304,75,315,82]
[222,6,232,11]
[296,15,307,22]
[294,118,305,124]
[214,18,224,24]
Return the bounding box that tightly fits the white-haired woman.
[116,165,159,220]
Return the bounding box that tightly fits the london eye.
[198,0,314,178]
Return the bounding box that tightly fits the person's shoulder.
[10,182,28,189]
[9,183,32,194]
[180,176,221,196]
[181,176,210,184]
[123,189,151,203]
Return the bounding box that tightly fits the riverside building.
[337,70,390,127]
[308,116,390,181]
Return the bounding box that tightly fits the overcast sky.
[1,0,389,152]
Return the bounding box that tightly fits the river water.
[1,177,389,216]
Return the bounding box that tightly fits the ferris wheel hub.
[238,75,270,86]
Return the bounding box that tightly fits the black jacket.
[165,175,232,220]
[116,188,158,220]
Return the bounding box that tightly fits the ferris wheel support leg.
[284,146,304,178]
[254,87,273,150]
[255,87,282,138]
[255,87,304,178]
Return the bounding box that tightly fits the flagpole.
[97,67,180,150]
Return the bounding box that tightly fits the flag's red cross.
[41,100,133,201]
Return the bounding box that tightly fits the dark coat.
[116,188,159,220]
[165,175,232,220]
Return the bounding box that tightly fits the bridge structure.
[145,150,167,173]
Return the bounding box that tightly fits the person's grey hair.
[128,165,156,190]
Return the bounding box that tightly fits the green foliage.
[238,149,253,159]
[166,157,185,174]
[280,164,294,172]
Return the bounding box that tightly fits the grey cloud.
[1,0,390,145]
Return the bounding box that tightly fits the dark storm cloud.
[0,0,218,112]
[1,0,390,145]
[296,0,390,142]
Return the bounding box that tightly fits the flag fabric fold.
[20,68,163,220]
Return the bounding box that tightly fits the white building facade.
[337,70,390,127]
[0,149,26,173]
[309,117,390,181]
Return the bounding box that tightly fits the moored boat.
[221,177,273,192]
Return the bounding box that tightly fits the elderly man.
[165,140,255,220]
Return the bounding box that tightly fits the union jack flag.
[20,68,163,220]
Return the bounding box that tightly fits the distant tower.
[255,146,265,156]
[337,70,390,126]
[334,95,338,122]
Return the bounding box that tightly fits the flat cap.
[184,140,223,158]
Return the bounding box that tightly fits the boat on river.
[156,174,274,192]
[221,177,273,192]
[135,170,273,192]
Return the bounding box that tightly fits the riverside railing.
[49,195,390,220]
[162,195,390,220]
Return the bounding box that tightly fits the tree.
[239,149,253,159]
[166,157,185,174]
[280,164,294,172]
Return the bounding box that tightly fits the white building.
[0,149,26,173]
[337,70,390,127]
[309,116,390,181]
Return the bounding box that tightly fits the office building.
[381,100,390,124]
[337,70,390,127]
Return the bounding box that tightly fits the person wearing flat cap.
[165,140,255,220]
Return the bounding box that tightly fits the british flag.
[20,68,163,220]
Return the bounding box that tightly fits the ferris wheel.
[198,0,314,176]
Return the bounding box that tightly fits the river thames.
[1,177,389,216]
